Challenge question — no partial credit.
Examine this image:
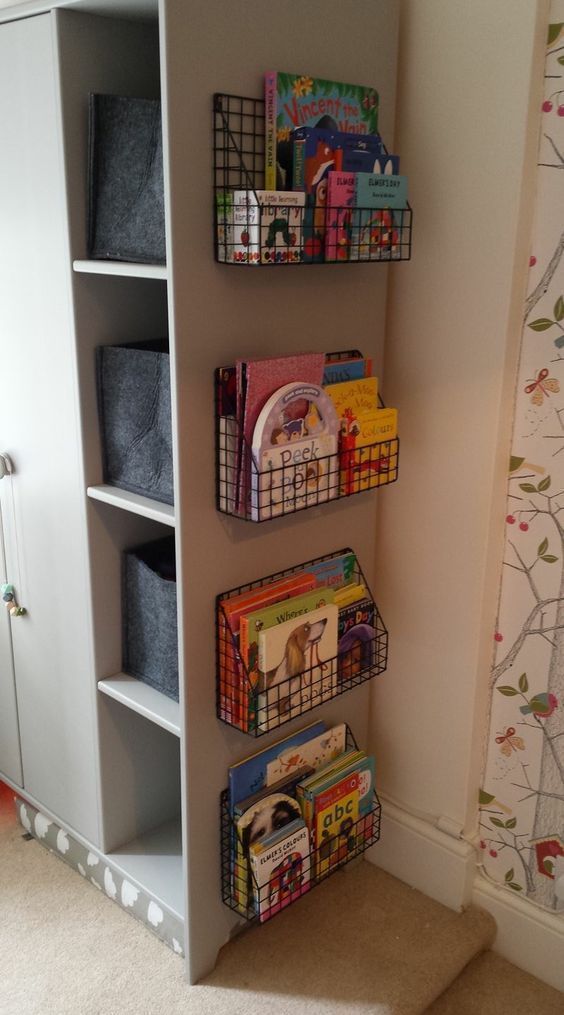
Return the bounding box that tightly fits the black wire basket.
[213,92,413,266]
[220,724,382,922]
[216,547,388,736]
[215,351,400,523]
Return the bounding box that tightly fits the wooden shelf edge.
[98,673,181,737]
[73,259,167,280]
[87,485,175,527]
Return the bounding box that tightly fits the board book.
[325,172,355,262]
[322,356,372,386]
[249,820,311,921]
[314,770,360,877]
[228,720,326,815]
[265,722,347,784]
[265,72,379,190]
[337,597,376,683]
[325,377,379,419]
[257,603,339,731]
[250,381,340,520]
[234,792,302,914]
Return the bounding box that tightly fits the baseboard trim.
[473,873,564,993]
[367,797,476,911]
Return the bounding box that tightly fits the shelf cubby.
[217,547,387,737]
[213,92,413,266]
[98,673,181,737]
[87,485,175,527]
[73,259,167,280]
[220,724,381,922]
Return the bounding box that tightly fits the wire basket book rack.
[220,724,382,922]
[213,92,413,266]
[216,547,388,737]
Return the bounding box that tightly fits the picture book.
[231,191,261,264]
[249,821,311,921]
[215,192,233,263]
[265,72,379,190]
[234,792,302,914]
[250,381,340,520]
[325,172,355,262]
[233,766,313,819]
[325,377,379,419]
[299,751,375,838]
[257,190,305,264]
[257,603,339,730]
[236,353,325,513]
[333,583,367,607]
[307,551,357,590]
[354,172,408,209]
[337,597,375,684]
[291,127,344,194]
[340,408,398,494]
[314,770,360,877]
[352,174,407,262]
[322,356,372,386]
[266,722,347,784]
[228,720,326,815]
[339,136,389,174]
[220,571,317,731]
[240,585,336,731]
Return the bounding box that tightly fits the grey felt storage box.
[97,339,173,505]
[88,94,166,264]
[123,536,178,701]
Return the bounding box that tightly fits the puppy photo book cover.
[258,603,338,730]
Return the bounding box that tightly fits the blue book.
[341,141,396,175]
[292,127,387,191]
[228,721,326,815]
[354,172,408,209]
[352,173,408,261]
[323,359,370,385]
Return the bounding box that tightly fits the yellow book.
[325,377,379,418]
[341,408,398,493]
[333,583,367,607]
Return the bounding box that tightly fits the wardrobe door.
[0,494,23,788]
[0,13,100,842]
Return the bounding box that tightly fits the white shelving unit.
[0,0,400,985]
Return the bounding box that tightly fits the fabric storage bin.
[88,94,166,264]
[123,535,178,701]
[97,339,173,505]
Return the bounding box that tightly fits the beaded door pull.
[2,583,26,617]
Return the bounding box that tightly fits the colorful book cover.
[325,172,355,262]
[339,135,388,173]
[337,597,376,684]
[291,127,344,193]
[325,377,379,418]
[236,353,325,513]
[257,603,339,731]
[221,572,317,731]
[231,191,261,264]
[265,722,347,784]
[234,792,302,914]
[265,72,379,190]
[233,766,313,819]
[249,821,311,921]
[256,190,306,264]
[340,408,398,494]
[352,173,407,262]
[322,356,371,385]
[307,551,357,590]
[314,771,360,877]
[265,71,277,190]
[228,720,326,815]
[215,191,233,263]
[250,381,340,520]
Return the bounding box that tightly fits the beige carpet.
[0,783,561,1014]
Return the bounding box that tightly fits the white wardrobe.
[0,0,400,983]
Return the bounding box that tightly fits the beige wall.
[370,0,549,877]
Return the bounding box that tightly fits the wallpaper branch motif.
[480,10,564,912]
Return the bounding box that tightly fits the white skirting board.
[367,797,476,911]
[367,796,564,993]
[473,874,564,994]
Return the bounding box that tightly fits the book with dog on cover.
[234,792,302,915]
[257,603,338,731]
[249,819,311,921]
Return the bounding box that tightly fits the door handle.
[0,453,13,480]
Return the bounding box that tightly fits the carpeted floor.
[0,783,562,1014]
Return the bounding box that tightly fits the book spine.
[292,137,306,191]
[232,195,260,264]
[265,72,277,191]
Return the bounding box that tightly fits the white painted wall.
[369,0,550,900]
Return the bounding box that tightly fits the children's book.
[215,192,233,263]
[352,174,408,262]
[340,408,398,494]
[241,585,336,731]
[291,127,344,194]
[340,136,390,174]
[230,191,261,264]
[257,190,306,264]
[322,356,372,386]
[325,172,355,262]
[234,792,302,914]
[236,353,325,514]
[314,770,360,877]
[265,72,379,190]
[333,583,367,607]
[233,766,313,819]
[325,377,379,419]
[265,722,347,784]
[354,172,408,209]
[228,720,326,815]
[250,381,340,520]
[337,597,376,684]
[249,820,311,921]
[307,551,357,590]
[257,603,339,731]
[220,572,318,731]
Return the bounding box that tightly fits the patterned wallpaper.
[479,3,564,913]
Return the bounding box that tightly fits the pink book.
[236,353,325,512]
[325,172,355,262]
